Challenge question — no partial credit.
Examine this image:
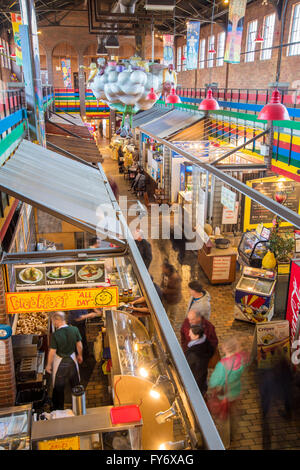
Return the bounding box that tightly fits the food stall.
[235,266,276,323]
[238,226,271,268]
[198,238,237,285]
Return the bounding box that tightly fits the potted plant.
[269,216,295,273]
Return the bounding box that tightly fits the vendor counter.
[198,245,237,285]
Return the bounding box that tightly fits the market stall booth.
[0,140,223,450]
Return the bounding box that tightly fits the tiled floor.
[61,136,300,450]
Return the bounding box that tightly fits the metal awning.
[132,106,172,128]
[0,140,125,247]
[139,109,204,139]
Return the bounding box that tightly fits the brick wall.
[0,269,16,408]
[177,0,300,90]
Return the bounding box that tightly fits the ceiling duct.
[144,0,175,11]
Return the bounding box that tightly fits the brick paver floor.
[78,138,300,450]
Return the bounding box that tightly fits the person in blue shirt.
[67,309,102,360]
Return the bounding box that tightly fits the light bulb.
[150,389,160,399]
[139,367,149,378]
[159,444,166,450]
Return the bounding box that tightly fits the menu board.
[249,181,300,225]
[14,261,106,291]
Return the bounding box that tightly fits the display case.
[31,406,142,450]
[107,258,141,301]
[0,404,32,450]
[105,309,174,450]
[235,266,276,323]
[238,229,270,268]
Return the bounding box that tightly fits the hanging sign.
[186,21,200,70]
[224,0,247,64]
[222,201,239,225]
[11,13,23,66]
[163,35,174,66]
[6,286,119,314]
[221,186,236,212]
[38,436,80,450]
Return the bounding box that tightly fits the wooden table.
[198,245,237,284]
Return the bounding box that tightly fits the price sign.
[38,436,80,450]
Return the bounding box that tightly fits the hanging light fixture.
[146,87,159,101]
[199,0,219,111]
[254,31,264,43]
[105,35,119,49]
[166,87,181,104]
[258,88,290,121]
[199,88,219,110]
[164,8,181,104]
[146,18,159,101]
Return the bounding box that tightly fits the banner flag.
[11,13,23,66]
[61,58,72,88]
[224,0,247,64]
[186,21,200,70]
[163,35,174,66]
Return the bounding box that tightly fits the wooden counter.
[198,246,237,284]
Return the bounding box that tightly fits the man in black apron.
[46,311,83,410]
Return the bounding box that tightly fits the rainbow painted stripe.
[54,88,110,118]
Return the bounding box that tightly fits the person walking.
[186,281,211,320]
[134,229,152,269]
[67,309,102,361]
[180,309,218,354]
[161,260,182,324]
[207,337,249,449]
[46,311,83,410]
[185,325,214,396]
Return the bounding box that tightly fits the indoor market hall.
[0,0,300,453]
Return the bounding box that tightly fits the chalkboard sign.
[250,181,300,225]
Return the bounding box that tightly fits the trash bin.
[72,385,86,416]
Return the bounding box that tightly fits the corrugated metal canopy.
[132,106,172,128]
[0,140,125,247]
[139,109,204,139]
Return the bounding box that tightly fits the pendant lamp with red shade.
[199,88,220,111]
[166,88,181,104]
[198,0,219,111]
[258,0,290,121]
[258,88,289,121]
[146,19,159,102]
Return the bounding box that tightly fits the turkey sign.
[286,260,300,344]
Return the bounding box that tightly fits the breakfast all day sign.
[6,286,119,314]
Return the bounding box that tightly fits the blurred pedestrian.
[185,325,214,395]
[180,309,218,354]
[207,337,249,449]
[186,280,211,320]
[107,176,119,200]
[161,259,182,324]
[134,228,152,269]
[257,352,293,449]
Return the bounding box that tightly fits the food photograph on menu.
[76,263,105,284]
